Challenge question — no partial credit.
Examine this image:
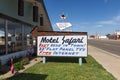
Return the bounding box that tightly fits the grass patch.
[4,55,116,80]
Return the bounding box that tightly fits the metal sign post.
[79,58,82,65]
[42,57,46,64]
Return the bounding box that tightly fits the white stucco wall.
[0,48,34,65]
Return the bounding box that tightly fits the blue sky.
[44,0,120,35]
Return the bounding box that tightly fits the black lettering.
[62,36,84,45]
[40,37,59,43]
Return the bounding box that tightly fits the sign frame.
[37,31,88,58]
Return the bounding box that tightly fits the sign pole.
[43,57,46,64]
[79,58,82,65]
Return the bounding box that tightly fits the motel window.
[24,25,33,49]
[0,18,33,55]
[8,21,22,53]
[0,18,5,55]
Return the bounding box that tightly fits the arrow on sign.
[30,26,38,39]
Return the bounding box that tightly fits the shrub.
[6,57,22,66]
[14,61,24,71]
[22,57,29,65]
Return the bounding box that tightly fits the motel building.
[0,0,53,65]
[108,32,120,40]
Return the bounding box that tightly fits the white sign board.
[37,35,87,57]
[56,22,72,30]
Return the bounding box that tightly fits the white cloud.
[114,15,120,21]
[79,26,86,28]
[97,15,120,25]
[95,25,103,28]
[97,20,116,25]
[79,22,90,25]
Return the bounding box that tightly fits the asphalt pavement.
[88,39,120,56]
[89,45,120,80]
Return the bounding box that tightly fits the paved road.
[88,39,120,56]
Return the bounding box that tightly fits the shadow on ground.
[46,57,87,64]
[6,73,48,80]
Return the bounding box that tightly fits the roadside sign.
[37,31,87,57]
[56,22,72,30]
[30,26,38,39]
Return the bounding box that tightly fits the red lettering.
[39,51,51,56]
[39,43,49,48]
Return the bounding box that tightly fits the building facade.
[107,32,120,40]
[0,0,53,65]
